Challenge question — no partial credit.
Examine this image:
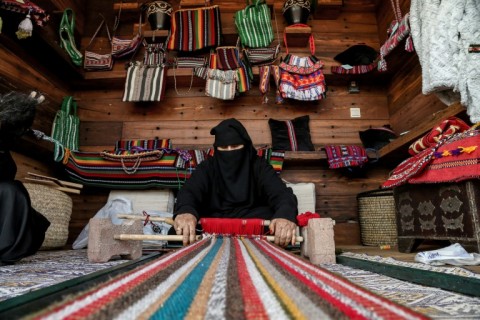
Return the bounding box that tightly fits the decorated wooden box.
[394,180,480,253]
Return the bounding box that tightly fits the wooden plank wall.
[1,0,432,247]
[68,0,393,246]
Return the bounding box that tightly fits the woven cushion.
[269,115,315,151]
[108,189,175,213]
[24,183,73,250]
[286,182,316,214]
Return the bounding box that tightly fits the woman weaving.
[173,118,298,247]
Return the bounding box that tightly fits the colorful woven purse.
[235,0,274,48]
[216,46,241,70]
[111,1,143,60]
[172,56,208,95]
[84,15,113,71]
[167,4,222,52]
[122,41,167,102]
[51,96,80,151]
[278,25,327,101]
[205,69,238,100]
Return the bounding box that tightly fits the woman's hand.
[174,213,197,246]
[269,218,297,247]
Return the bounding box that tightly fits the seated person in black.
[173,118,298,247]
[0,91,50,264]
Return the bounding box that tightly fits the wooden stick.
[117,214,271,227]
[114,234,303,242]
[118,214,175,225]
[24,177,81,194]
[27,172,83,189]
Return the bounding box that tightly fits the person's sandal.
[59,8,83,66]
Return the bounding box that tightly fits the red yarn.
[200,218,266,236]
[296,212,321,227]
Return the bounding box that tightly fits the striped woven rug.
[31,237,427,320]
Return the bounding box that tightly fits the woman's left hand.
[269,218,297,247]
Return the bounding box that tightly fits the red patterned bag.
[278,25,326,101]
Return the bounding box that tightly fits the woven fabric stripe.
[216,47,240,70]
[117,240,215,319]
[167,6,221,52]
[236,238,292,318]
[285,120,298,151]
[123,64,167,102]
[115,139,171,151]
[39,239,209,319]
[331,63,377,74]
[254,239,427,320]
[242,238,333,318]
[204,237,230,319]
[150,238,223,319]
[64,149,206,189]
[234,2,273,48]
[33,237,428,320]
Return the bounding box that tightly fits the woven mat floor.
[0,249,128,302]
[322,256,480,319]
[1,246,480,319]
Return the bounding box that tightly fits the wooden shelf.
[376,102,466,161]
[284,25,312,48]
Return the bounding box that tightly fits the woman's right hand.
[173,213,197,246]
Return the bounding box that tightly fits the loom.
[87,215,336,265]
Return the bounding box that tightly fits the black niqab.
[210,119,257,205]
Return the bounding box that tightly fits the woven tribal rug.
[339,252,480,280]
[0,250,128,302]
[28,237,426,320]
[323,262,480,319]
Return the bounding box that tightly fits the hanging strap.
[390,0,402,22]
[112,0,123,36]
[86,14,111,50]
[283,23,315,55]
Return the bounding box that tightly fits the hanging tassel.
[377,57,387,72]
[405,34,414,52]
[16,10,33,39]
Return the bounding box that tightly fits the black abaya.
[0,148,50,264]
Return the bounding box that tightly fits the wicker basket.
[357,189,397,246]
[24,183,73,249]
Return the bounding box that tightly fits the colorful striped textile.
[122,62,167,102]
[331,62,377,74]
[378,13,414,72]
[115,138,172,152]
[324,145,368,169]
[31,237,428,320]
[167,5,222,52]
[64,149,207,189]
[65,148,284,189]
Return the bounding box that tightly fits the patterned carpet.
[0,249,128,302]
[0,247,479,319]
[322,261,480,319]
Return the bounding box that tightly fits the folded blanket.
[324,145,368,169]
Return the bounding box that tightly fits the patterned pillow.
[268,115,315,151]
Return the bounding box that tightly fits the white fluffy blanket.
[409,0,480,122]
